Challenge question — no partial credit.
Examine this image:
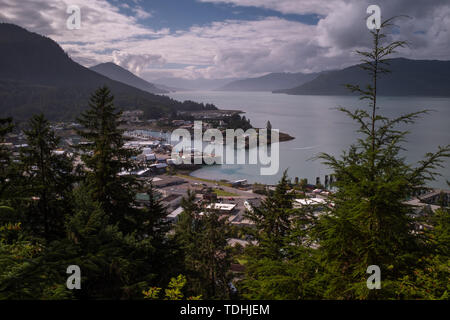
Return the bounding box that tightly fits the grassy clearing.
[213,189,238,197]
[175,174,232,187]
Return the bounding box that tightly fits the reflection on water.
[168,91,450,188]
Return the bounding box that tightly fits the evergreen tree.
[20,114,74,240]
[174,191,232,299]
[76,86,138,228]
[431,206,450,257]
[0,117,68,299]
[0,117,14,199]
[240,171,324,299]
[140,184,170,243]
[67,87,174,298]
[395,198,449,300]
[0,117,17,233]
[61,183,155,299]
[396,181,449,300]
[244,171,293,259]
[0,118,13,166]
[199,209,232,299]
[314,19,450,299]
[139,183,179,285]
[0,225,72,300]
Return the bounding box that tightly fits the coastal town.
[1,0,449,305]
[2,108,448,260]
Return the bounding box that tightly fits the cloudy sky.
[1,0,449,81]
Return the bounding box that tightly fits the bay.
[168,91,450,189]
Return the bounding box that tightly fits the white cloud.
[0,0,161,43]
[132,6,152,20]
[1,0,449,80]
[112,51,166,75]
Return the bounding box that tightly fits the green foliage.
[0,87,186,300]
[174,191,232,299]
[0,210,71,300]
[240,171,324,299]
[226,114,252,130]
[394,205,449,299]
[429,207,450,256]
[245,171,293,259]
[165,275,188,300]
[142,287,162,300]
[19,114,74,240]
[61,184,154,299]
[143,274,202,300]
[395,256,449,300]
[139,184,179,286]
[238,19,450,301]
[0,117,14,199]
[314,19,450,299]
[76,87,141,230]
[240,248,324,300]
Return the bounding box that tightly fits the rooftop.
[294,198,327,206]
[206,203,236,211]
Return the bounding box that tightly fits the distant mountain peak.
[217,72,321,92]
[90,62,169,94]
[275,58,450,97]
[0,23,214,120]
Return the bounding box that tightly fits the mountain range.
[0,23,215,121]
[217,72,321,92]
[275,58,450,96]
[2,22,449,123]
[90,62,169,94]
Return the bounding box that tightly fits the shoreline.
[122,124,296,145]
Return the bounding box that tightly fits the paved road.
[158,174,264,222]
[175,175,264,199]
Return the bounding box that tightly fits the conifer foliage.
[76,86,137,226]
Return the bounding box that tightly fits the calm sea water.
[167,91,450,189]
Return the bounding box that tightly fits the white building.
[206,203,236,212]
[294,197,327,208]
[167,206,184,222]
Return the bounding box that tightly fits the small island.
[119,109,295,145]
